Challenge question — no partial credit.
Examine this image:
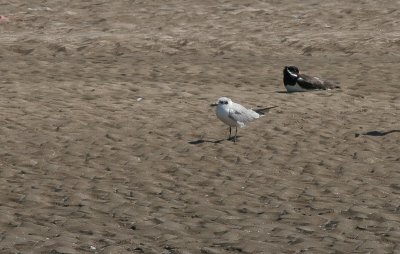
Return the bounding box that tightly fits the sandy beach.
[0,0,399,253]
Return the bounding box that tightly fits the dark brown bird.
[283,66,340,93]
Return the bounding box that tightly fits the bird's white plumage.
[215,97,261,128]
[287,68,298,78]
[285,83,309,92]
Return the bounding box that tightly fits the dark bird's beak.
[210,103,218,107]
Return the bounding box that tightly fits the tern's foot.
[227,136,239,142]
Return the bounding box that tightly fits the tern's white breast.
[216,105,239,127]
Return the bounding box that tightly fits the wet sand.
[0,0,399,253]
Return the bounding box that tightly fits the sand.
[0,0,399,253]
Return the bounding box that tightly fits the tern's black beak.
[210,103,218,107]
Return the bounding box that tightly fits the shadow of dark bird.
[355,129,400,137]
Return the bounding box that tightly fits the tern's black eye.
[224,101,228,104]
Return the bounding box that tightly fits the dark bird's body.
[283,66,340,93]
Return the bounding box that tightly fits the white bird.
[211,97,277,142]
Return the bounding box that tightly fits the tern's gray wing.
[228,103,259,126]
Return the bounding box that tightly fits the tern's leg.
[228,127,232,139]
[234,127,238,142]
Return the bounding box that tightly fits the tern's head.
[216,97,232,106]
[210,97,232,107]
[211,97,232,107]
[284,66,299,79]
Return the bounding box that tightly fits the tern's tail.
[254,106,278,115]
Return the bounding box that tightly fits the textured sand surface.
[0,0,399,253]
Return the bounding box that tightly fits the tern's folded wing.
[228,105,259,126]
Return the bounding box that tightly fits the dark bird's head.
[284,66,299,77]
[283,66,300,85]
